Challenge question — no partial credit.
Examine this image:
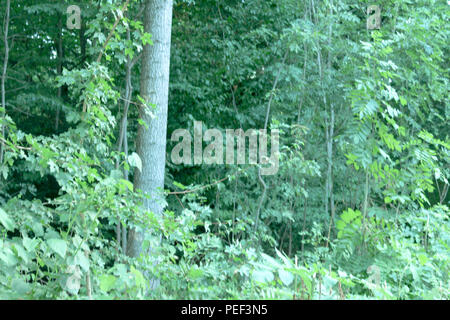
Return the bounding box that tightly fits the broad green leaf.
[130,266,146,288]
[47,239,67,258]
[120,179,133,192]
[252,270,274,284]
[0,248,18,267]
[74,250,90,272]
[278,269,294,286]
[12,243,30,264]
[11,278,31,296]
[99,275,117,292]
[128,152,142,172]
[0,208,15,231]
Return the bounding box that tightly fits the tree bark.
[127,0,173,258]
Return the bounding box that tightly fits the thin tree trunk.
[288,223,292,257]
[0,0,10,165]
[255,51,288,234]
[301,197,308,258]
[314,0,336,248]
[326,104,335,247]
[297,7,309,124]
[55,15,63,132]
[121,122,128,253]
[80,19,86,65]
[361,170,370,253]
[127,0,174,259]
[116,23,134,253]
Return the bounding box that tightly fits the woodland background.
[0,0,448,299]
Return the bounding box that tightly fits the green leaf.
[275,248,293,267]
[120,179,134,192]
[11,278,31,296]
[252,270,274,284]
[0,208,15,231]
[288,268,312,293]
[323,275,338,289]
[418,253,428,266]
[74,250,90,272]
[22,237,39,252]
[399,96,407,106]
[0,248,18,267]
[278,269,294,286]
[12,243,30,264]
[141,32,153,45]
[128,152,142,173]
[361,99,379,118]
[47,239,67,258]
[99,275,117,292]
[130,266,146,288]
[188,266,204,280]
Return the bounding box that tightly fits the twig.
[168,175,230,195]
[174,194,185,209]
[118,97,141,106]
[0,136,31,151]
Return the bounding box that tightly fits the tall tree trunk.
[127,0,173,258]
[0,0,10,165]
[55,15,63,132]
[79,19,86,65]
[325,104,335,247]
[116,21,136,254]
[324,0,335,247]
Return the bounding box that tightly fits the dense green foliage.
[0,0,448,299]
